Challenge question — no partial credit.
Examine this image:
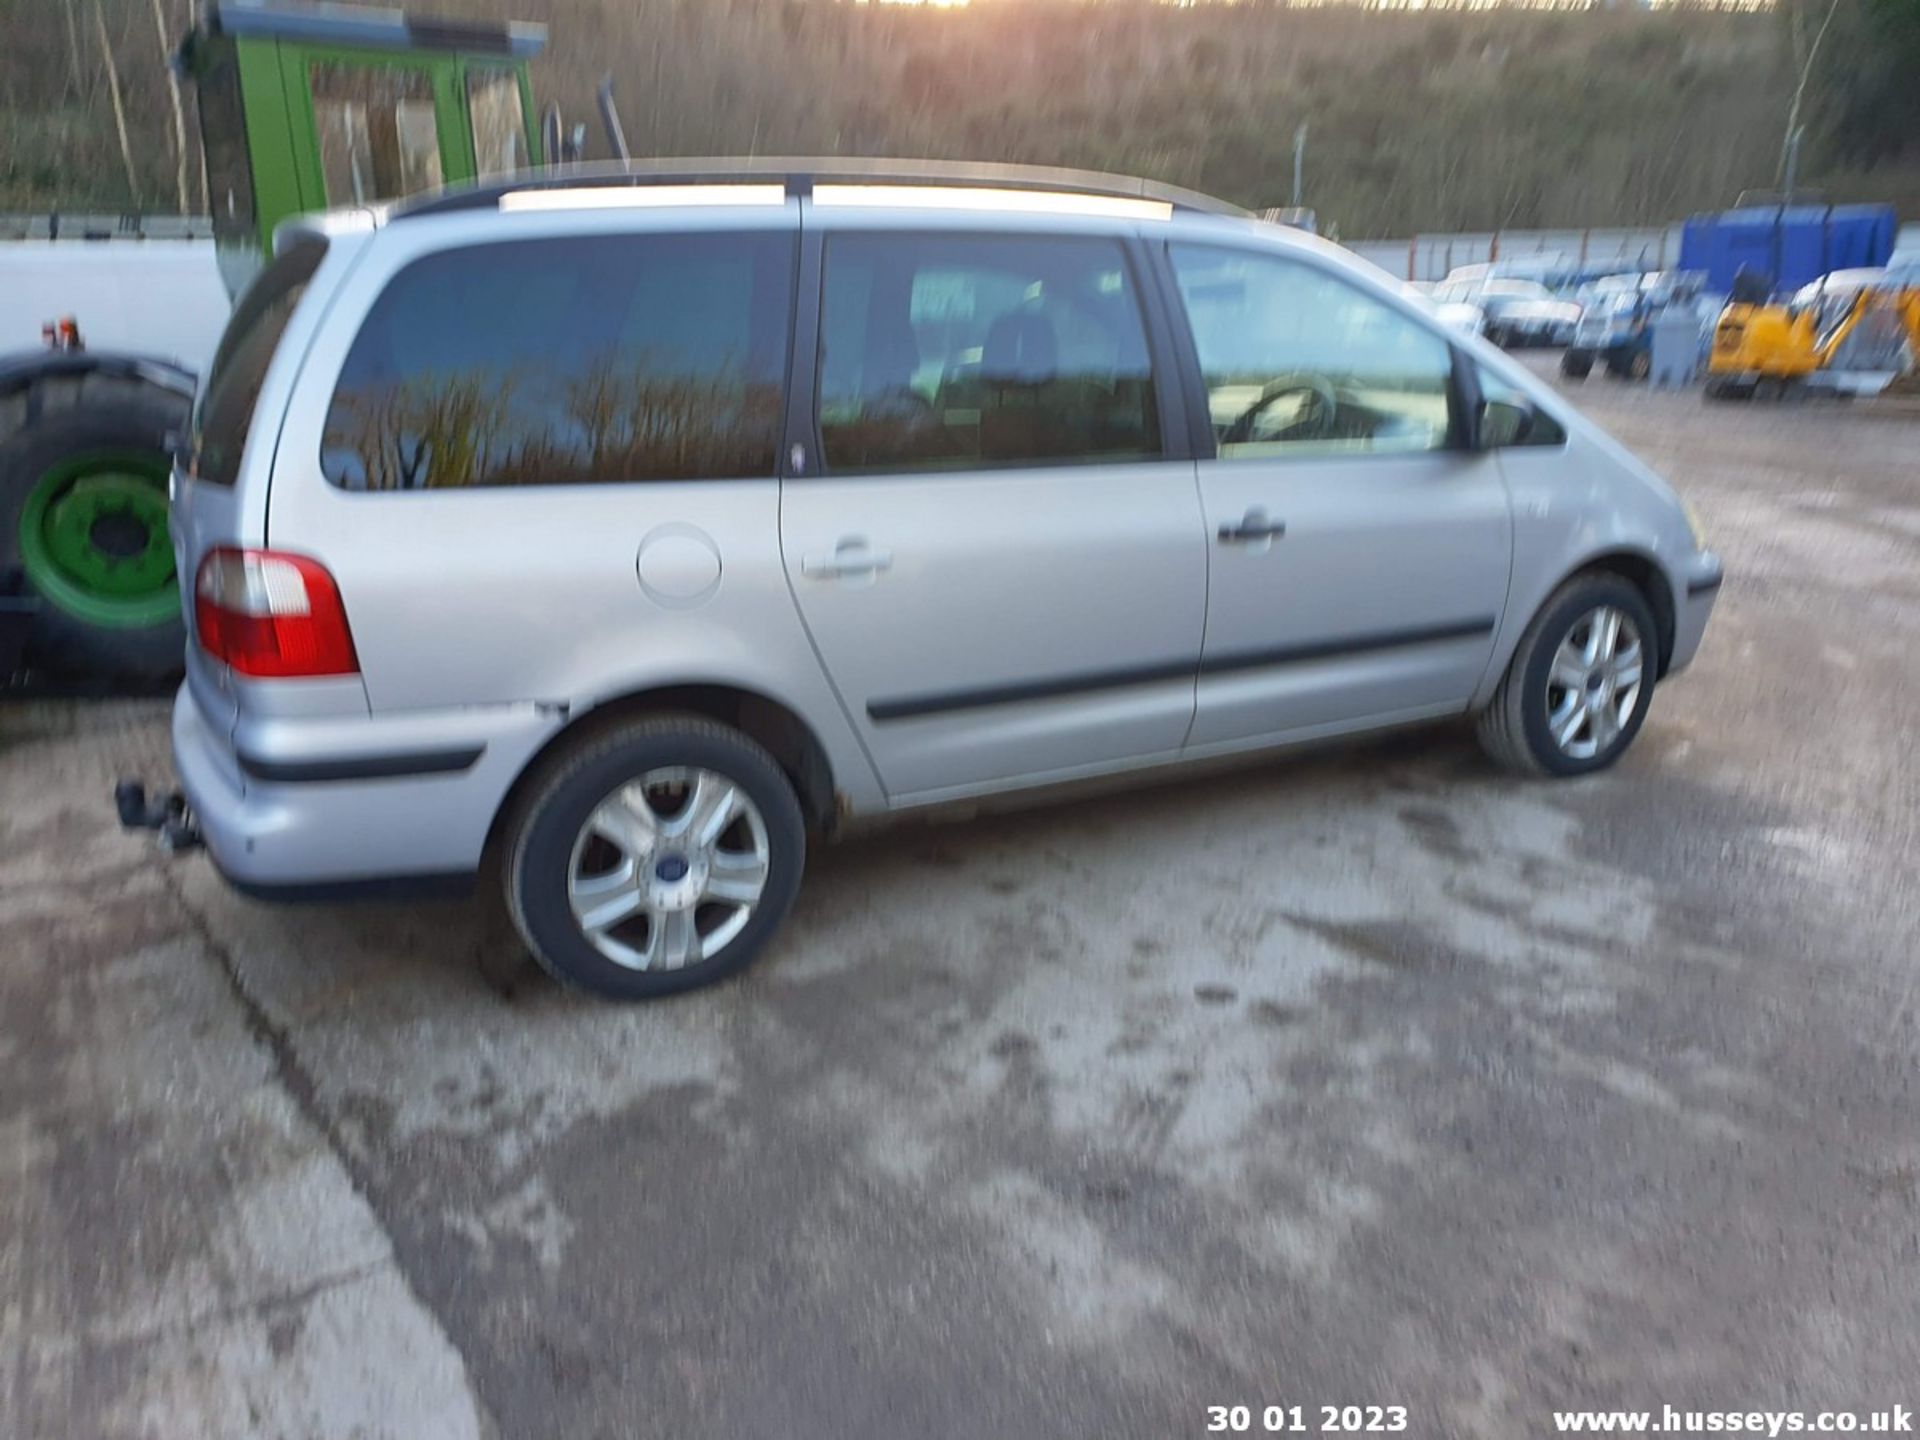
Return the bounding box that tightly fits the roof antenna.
[597,76,630,163]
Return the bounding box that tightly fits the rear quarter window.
[321,231,794,491]
[190,236,328,487]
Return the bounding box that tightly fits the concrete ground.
[4,365,1917,1438]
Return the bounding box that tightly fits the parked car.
[1563,271,1708,380]
[1406,281,1486,338]
[155,161,1722,1000]
[1572,273,1644,312]
[1435,301,1488,337]
[1432,278,1580,348]
[1443,258,1642,305]
[1790,256,1920,307]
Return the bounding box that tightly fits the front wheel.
[1561,350,1594,379]
[1476,575,1658,778]
[504,715,806,1000]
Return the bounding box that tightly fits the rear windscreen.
[189,236,327,487]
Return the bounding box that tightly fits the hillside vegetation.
[2,0,1914,239]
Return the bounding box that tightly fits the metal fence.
[0,213,215,242]
[1349,226,1686,282]
[1352,220,1920,283]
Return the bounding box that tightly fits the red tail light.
[193,547,358,678]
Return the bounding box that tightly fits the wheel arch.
[484,681,843,867]
[1547,548,1678,679]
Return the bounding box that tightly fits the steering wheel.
[1222,373,1341,445]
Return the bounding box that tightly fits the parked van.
[160,160,1722,999]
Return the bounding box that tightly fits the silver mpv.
[168,161,1722,999]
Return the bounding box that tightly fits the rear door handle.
[803,538,893,581]
[1218,509,1287,544]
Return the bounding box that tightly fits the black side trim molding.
[1686,574,1724,598]
[237,745,485,784]
[227,871,479,905]
[1200,616,1498,676]
[869,657,1196,722]
[866,616,1498,722]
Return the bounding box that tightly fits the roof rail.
[205,0,546,59]
[392,157,1250,222]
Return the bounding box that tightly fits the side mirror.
[1476,396,1536,450]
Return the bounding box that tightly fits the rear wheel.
[1627,349,1652,381]
[1560,350,1593,379]
[0,393,188,684]
[1477,574,1658,778]
[505,715,806,1000]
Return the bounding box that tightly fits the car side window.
[1172,245,1456,461]
[322,231,793,490]
[816,233,1161,473]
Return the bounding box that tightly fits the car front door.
[1166,243,1513,753]
[780,226,1208,804]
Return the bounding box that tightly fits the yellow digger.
[1706,264,1920,400]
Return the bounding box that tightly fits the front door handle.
[1218,508,1287,544]
[803,537,893,582]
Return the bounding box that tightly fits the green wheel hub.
[18,450,179,629]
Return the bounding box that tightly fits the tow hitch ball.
[115,780,202,854]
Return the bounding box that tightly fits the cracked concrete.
[3,362,1917,1437]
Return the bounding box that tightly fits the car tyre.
[504,714,806,1000]
[1476,573,1659,778]
[1560,350,1593,380]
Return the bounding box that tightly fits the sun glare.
[858,0,1772,9]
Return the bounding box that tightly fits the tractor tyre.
[0,388,189,687]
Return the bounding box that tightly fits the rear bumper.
[172,684,563,889]
[1665,551,1724,678]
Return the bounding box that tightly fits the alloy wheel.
[565,766,771,971]
[1544,606,1645,761]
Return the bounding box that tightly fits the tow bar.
[115,779,203,854]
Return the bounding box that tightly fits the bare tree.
[1778,0,1843,187]
[149,0,192,212]
[60,0,88,101]
[92,0,141,206]
[187,0,209,209]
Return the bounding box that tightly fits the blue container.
[1680,204,1897,295]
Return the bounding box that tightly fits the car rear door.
[1162,242,1512,753]
[779,219,1208,804]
